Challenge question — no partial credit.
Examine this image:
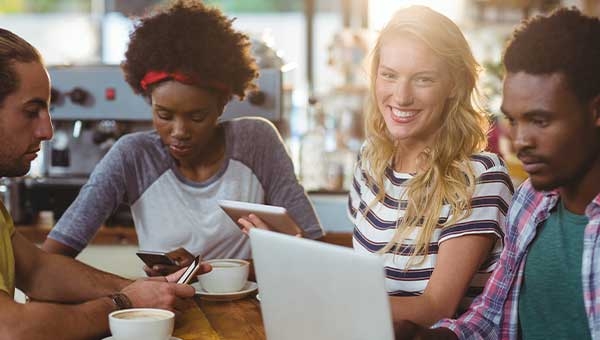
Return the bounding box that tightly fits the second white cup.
[198,259,249,293]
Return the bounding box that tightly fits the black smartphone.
[136,250,176,267]
[177,255,203,284]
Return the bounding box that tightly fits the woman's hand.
[236,214,303,237]
[236,214,271,234]
[143,247,195,277]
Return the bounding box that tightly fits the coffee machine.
[5,64,282,225]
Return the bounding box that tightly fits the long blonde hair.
[362,6,489,264]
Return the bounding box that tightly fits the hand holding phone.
[177,255,203,284]
[138,248,196,277]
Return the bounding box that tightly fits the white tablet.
[218,200,301,236]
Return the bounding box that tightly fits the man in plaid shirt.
[394,7,600,340]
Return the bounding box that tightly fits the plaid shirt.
[435,179,600,339]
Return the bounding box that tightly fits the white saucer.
[192,281,258,301]
[103,337,181,340]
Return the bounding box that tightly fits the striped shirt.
[348,150,514,310]
[435,181,600,339]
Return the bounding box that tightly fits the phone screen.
[136,251,176,267]
[177,255,202,284]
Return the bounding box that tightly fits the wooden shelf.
[16,225,138,245]
[16,225,351,248]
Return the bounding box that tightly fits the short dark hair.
[0,28,42,106]
[503,7,600,102]
[121,0,258,101]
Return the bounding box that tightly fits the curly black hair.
[503,7,600,102]
[121,0,258,101]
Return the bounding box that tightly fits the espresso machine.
[5,64,282,225]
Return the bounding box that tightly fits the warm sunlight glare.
[369,0,466,29]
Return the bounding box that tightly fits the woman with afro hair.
[42,0,324,275]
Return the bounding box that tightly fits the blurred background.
[2,0,598,191]
[1,0,599,278]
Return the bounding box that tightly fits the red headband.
[139,71,231,94]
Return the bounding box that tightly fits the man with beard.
[394,7,600,340]
[0,28,206,340]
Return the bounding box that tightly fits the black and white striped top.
[348,150,514,310]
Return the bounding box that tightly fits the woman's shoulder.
[225,116,278,134]
[224,117,283,147]
[112,130,168,160]
[468,152,508,174]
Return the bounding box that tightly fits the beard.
[529,177,557,192]
[0,154,31,178]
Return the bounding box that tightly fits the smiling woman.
[42,0,324,274]
[349,5,514,327]
[375,34,454,151]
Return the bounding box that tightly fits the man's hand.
[165,263,213,284]
[394,320,458,340]
[120,278,194,313]
[143,247,195,277]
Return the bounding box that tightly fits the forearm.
[391,235,498,326]
[390,295,456,327]
[270,183,323,239]
[0,295,115,340]
[394,320,458,340]
[261,126,324,239]
[41,237,79,257]
[416,328,458,340]
[47,150,129,255]
[26,252,130,302]
[14,232,130,302]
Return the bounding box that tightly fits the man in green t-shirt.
[392,7,600,340]
[0,28,210,339]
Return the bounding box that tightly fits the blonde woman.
[348,6,514,326]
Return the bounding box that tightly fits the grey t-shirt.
[48,117,323,259]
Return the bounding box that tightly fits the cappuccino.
[109,308,174,340]
[212,261,243,268]
[112,311,170,320]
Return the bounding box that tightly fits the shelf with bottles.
[296,93,364,193]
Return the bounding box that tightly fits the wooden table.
[174,295,265,340]
[170,233,352,340]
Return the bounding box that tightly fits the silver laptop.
[250,229,394,340]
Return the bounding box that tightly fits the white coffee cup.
[109,308,174,340]
[198,259,249,293]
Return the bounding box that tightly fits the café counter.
[15,190,354,245]
[16,225,352,248]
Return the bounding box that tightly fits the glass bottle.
[299,97,328,192]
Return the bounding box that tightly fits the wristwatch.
[109,292,132,310]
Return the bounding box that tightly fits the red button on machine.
[105,87,116,100]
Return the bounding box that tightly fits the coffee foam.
[113,311,170,321]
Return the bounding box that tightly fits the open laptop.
[249,229,395,340]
